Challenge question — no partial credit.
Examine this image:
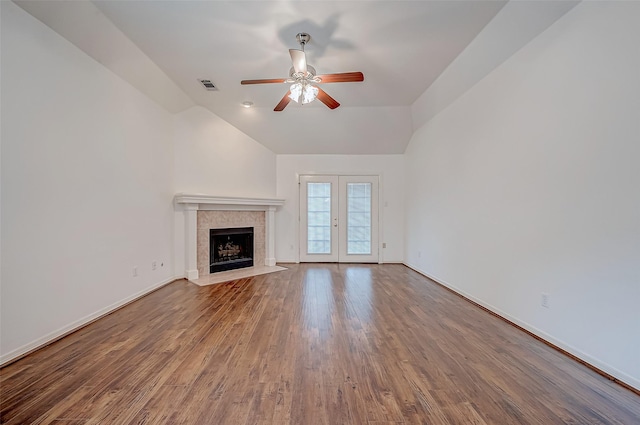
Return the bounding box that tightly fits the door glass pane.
[307,182,331,254]
[347,183,371,254]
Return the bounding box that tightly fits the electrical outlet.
[383,242,387,248]
[152,261,157,271]
[418,251,422,258]
[541,293,549,308]
[132,266,138,277]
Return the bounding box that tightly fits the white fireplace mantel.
[175,194,285,209]
[175,194,285,280]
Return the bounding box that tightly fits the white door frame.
[298,174,381,263]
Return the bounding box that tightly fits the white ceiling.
[14,0,579,155]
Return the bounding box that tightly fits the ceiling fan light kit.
[241,33,364,111]
[289,81,318,104]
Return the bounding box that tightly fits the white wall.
[0,2,176,364]
[172,106,277,276]
[410,0,578,131]
[173,106,277,197]
[276,155,404,263]
[405,1,640,389]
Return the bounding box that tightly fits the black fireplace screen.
[209,227,254,273]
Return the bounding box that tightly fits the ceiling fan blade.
[289,49,307,74]
[316,87,340,110]
[316,72,364,83]
[241,78,287,85]
[274,91,292,111]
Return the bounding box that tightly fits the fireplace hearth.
[210,227,254,273]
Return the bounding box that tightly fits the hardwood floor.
[1,264,639,424]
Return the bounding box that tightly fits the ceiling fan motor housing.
[296,33,310,48]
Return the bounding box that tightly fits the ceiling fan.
[241,33,364,111]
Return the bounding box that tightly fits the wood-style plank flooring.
[1,264,639,424]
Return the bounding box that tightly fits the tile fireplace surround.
[174,194,285,282]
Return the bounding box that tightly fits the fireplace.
[210,227,254,273]
[174,194,284,281]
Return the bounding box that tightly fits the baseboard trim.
[276,258,297,264]
[0,276,181,368]
[402,262,640,396]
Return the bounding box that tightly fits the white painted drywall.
[405,1,640,389]
[0,2,176,364]
[411,0,578,132]
[276,155,405,263]
[173,106,276,197]
[172,106,277,276]
[14,0,195,114]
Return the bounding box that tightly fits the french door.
[299,175,379,263]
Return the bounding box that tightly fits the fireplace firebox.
[209,227,254,273]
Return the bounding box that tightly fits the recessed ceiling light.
[242,101,254,108]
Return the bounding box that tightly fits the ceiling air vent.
[198,79,218,91]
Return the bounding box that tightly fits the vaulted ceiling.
[15,1,579,154]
